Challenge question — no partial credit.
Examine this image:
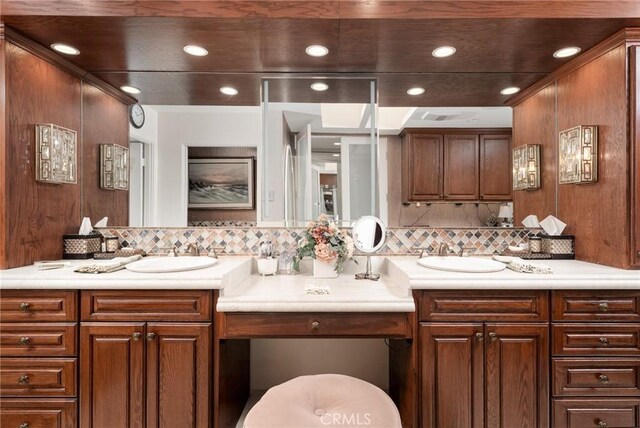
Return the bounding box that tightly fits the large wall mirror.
[123,78,514,229]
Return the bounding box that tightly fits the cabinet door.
[146,323,211,428]
[80,323,145,428]
[485,323,549,428]
[403,134,443,200]
[420,323,484,428]
[444,134,479,200]
[480,134,512,200]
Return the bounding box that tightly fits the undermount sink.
[417,256,506,273]
[125,256,218,273]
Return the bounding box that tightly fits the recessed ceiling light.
[183,45,208,56]
[333,142,341,146]
[407,87,426,96]
[432,46,456,58]
[51,43,80,55]
[310,82,329,91]
[332,153,340,157]
[553,47,581,58]
[500,87,520,95]
[305,45,329,57]
[220,86,238,96]
[120,85,141,94]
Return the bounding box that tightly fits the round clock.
[129,104,145,129]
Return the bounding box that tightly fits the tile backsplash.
[97,227,530,256]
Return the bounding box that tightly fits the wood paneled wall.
[1,39,130,269]
[81,83,129,225]
[187,146,257,224]
[512,84,557,223]
[512,41,636,268]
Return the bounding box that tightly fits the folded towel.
[305,280,331,295]
[75,255,142,274]
[506,260,552,274]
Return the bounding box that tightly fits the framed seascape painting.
[188,158,255,209]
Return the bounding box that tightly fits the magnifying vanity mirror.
[352,215,387,281]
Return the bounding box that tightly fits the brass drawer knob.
[132,332,142,341]
[19,302,30,311]
[18,375,29,385]
[19,337,31,345]
[146,332,157,341]
[19,423,29,428]
[598,374,609,383]
[311,321,320,330]
[597,421,608,428]
[488,332,498,342]
[598,337,609,345]
[598,302,609,312]
[475,332,484,342]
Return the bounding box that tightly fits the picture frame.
[188,157,255,209]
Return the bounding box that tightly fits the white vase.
[313,259,338,278]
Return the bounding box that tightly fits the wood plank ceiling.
[3,1,640,106]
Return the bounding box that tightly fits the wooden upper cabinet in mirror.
[443,134,479,200]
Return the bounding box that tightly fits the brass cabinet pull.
[598,302,609,312]
[132,332,142,341]
[598,337,609,345]
[19,302,30,311]
[597,421,608,428]
[488,332,498,342]
[19,337,31,345]
[146,332,157,341]
[18,375,29,385]
[598,374,609,383]
[310,321,320,330]
[475,332,484,342]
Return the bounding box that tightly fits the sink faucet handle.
[210,247,224,258]
[158,246,179,257]
[460,246,477,257]
[412,245,428,259]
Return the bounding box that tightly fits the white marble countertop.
[0,257,252,289]
[216,272,416,312]
[388,257,640,289]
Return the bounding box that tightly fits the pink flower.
[314,242,337,263]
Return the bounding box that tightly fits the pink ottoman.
[244,374,402,428]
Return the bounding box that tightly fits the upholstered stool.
[244,374,402,428]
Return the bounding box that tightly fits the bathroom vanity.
[1,257,638,428]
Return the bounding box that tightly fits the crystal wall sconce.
[512,144,540,190]
[559,125,598,184]
[35,124,77,184]
[100,144,129,190]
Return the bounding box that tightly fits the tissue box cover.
[63,234,102,259]
[540,234,575,259]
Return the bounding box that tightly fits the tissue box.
[540,234,575,259]
[63,234,102,259]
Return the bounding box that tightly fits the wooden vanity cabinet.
[419,291,550,428]
[401,129,512,202]
[79,291,212,428]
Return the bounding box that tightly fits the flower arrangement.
[293,215,356,273]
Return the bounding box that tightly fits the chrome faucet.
[437,242,451,256]
[185,243,200,256]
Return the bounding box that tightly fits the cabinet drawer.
[553,358,640,396]
[552,291,640,321]
[219,313,411,338]
[553,324,640,356]
[81,290,211,321]
[420,291,548,321]
[0,358,76,396]
[0,291,77,322]
[553,398,640,428]
[0,398,77,428]
[0,324,77,357]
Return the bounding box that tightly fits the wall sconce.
[512,144,540,190]
[35,123,77,184]
[100,144,129,190]
[559,125,598,184]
